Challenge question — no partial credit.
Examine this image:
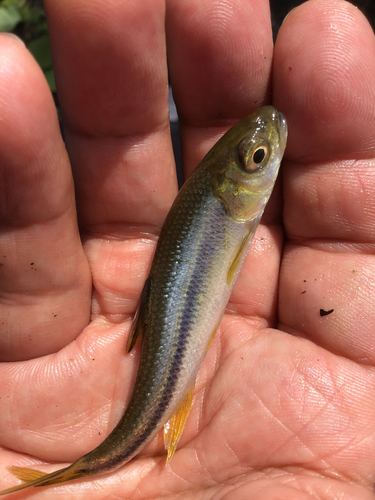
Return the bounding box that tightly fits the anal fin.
[164,385,195,464]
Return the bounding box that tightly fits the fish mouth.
[278,111,288,146]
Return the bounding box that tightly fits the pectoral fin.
[227,232,251,286]
[164,385,195,463]
[126,277,151,353]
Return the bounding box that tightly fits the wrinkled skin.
[0,0,375,498]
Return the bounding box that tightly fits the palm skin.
[0,0,375,498]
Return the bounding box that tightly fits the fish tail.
[0,460,86,495]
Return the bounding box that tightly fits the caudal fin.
[0,462,86,495]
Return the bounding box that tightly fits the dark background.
[270,0,375,37]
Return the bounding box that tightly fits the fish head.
[211,106,287,222]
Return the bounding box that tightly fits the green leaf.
[1,0,23,8]
[27,34,52,70]
[27,35,56,94]
[19,4,44,25]
[0,5,21,32]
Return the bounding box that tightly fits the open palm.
[0,0,374,498]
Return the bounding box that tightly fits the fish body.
[0,105,287,495]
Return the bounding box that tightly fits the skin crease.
[1,0,375,497]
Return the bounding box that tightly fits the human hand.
[1,0,375,498]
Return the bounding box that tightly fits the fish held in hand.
[0,105,287,495]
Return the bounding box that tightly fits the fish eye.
[238,137,269,172]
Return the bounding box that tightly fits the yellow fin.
[164,385,195,464]
[126,277,151,353]
[227,231,251,286]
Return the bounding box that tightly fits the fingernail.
[1,33,25,46]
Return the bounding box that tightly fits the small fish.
[0,105,287,495]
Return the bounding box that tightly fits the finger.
[274,0,375,163]
[166,0,274,176]
[45,0,177,233]
[273,0,375,363]
[0,35,91,361]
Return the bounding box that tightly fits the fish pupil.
[253,148,265,164]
